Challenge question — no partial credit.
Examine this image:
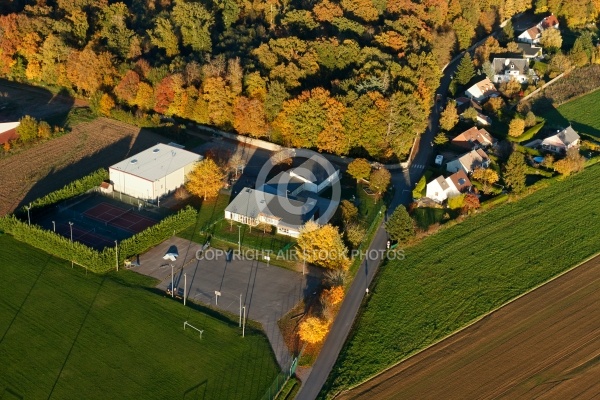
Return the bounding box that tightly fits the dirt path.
[336,258,600,399]
[0,118,168,216]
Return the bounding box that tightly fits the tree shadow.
[183,379,208,400]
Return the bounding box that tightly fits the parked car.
[434,155,444,166]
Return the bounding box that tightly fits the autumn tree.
[455,53,475,85]
[113,70,140,105]
[503,151,527,192]
[472,168,499,193]
[66,48,115,95]
[347,158,371,182]
[553,147,585,176]
[148,17,179,57]
[483,97,505,116]
[344,223,366,248]
[339,200,358,224]
[508,118,525,137]
[313,0,344,22]
[233,96,268,137]
[186,158,225,200]
[299,317,330,344]
[439,101,459,131]
[540,28,562,51]
[462,107,478,123]
[524,111,537,127]
[321,286,344,307]
[385,205,415,242]
[453,17,475,50]
[462,193,480,214]
[98,93,115,116]
[503,77,522,98]
[297,221,350,270]
[369,168,391,200]
[172,1,213,52]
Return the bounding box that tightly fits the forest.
[0,0,597,161]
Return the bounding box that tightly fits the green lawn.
[322,164,600,397]
[0,235,278,399]
[544,88,600,138]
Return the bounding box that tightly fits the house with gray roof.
[425,170,472,203]
[541,126,580,154]
[492,58,537,84]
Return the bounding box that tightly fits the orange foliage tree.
[298,317,331,344]
[233,96,268,137]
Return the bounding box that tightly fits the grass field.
[321,163,600,397]
[544,88,600,138]
[0,235,278,399]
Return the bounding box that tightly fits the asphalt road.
[295,55,462,400]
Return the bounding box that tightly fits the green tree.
[503,151,527,192]
[455,53,475,85]
[339,200,359,224]
[462,107,478,123]
[453,17,475,50]
[148,17,179,57]
[482,60,495,81]
[524,111,537,128]
[347,158,371,182]
[439,101,459,131]
[385,205,415,242]
[172,1,214,53]
[17,115,39,143]
[433,132,449,146]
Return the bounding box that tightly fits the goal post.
[183,321,204,339]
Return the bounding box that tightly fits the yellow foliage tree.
[508,118,525,137]
[322,286,345,306]
[298,317,331,344]
[186,158,225,200]
[98,93,115,116]
[471,168,499,193]
[553,147,585,176]
[297,222,350,270]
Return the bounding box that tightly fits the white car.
[435,155,444,166]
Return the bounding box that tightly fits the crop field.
[543,88,600,138]
[336,254,600,399]
[322,164,600,396]
[0,117,168,216]
[0,235,278,399]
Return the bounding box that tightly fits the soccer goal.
[183,321,203,339]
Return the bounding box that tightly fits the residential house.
[541,126,580,154]
[518,14,560,44]
[0,121,20,145]
[446,149,490,174]
[464,78,500,102]
[517,43,543,60]
[492,58,537,84]
[452,126,495,150]
[225,157,340,237]
[425,170,472,203]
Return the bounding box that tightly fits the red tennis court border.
[83,202,158,234]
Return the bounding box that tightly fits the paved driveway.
[134,236,318,369]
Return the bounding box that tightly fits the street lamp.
[25,204,31,226]
[52,221,55,232]
[237,225,241,253]
[68,222,74,242]
[114,240,119,272]
[171,264,174,298]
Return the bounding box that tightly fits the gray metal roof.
[493,58,529,75]
[557,126,580,146]
[109,143,202,181]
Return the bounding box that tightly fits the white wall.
[153,167,185,198]
[110,168,154,200]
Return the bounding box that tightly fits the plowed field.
[0,117,167,215]
[337,258,600,400]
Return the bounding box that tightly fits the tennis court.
[35,193,168,250]
[84,203,156,233]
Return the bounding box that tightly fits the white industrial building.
[109,143,202,201]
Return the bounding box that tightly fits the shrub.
[513,144,542,157]
[412,175,427,199]
[23,169,108,213]
[479,193,509,210]
[447,194,465,210]
[508,122,545,143]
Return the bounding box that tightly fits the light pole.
[184,273,187,306]
[264,254,270,268]
[114,240,119,272]
[303,249,306,276]
[239,294,242,327]
[242,305,246,337]
[25,204,31,226]
[237,225,241,253]
[171,264,174,298]
[68,222,74,243]
[52,221,55,232]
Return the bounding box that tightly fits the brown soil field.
[337,258,600,400]
[0,117,168,216]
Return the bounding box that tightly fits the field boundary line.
[337,249,600,397]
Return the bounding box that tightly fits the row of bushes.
[23,168,108,213]
[118,206,198,261]
[513,144,542,157]
[0,215,116,273]
[509,122,545,144]
[479,193,509,210]
[0,206,198,273]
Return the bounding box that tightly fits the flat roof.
[109,143,202,181]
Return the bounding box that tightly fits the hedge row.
[514,144,542,157]
[24,168,108,213]
[509,122,545,144]
[118,206,198,261]
[0,206,198,273]
[0,215,116,273]
[479,193,509,210]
